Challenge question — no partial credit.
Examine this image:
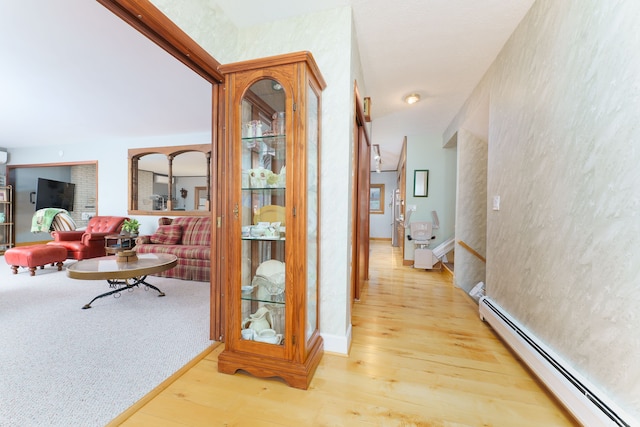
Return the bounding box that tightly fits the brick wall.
[71,164,96,227]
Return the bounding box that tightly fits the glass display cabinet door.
[239,78,287,347]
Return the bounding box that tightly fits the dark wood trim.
[210,83,224,341]
[351,81,371,302]
[7,161,97,169]
[397,137,407,262]
[128,143,211,158]
[219,51,327,90]
[354,83,370,144]
[96,0,224,84]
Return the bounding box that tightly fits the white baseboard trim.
[321,324,352,355]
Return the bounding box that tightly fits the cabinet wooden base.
[218,336,323,390]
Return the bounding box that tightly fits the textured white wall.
[149,0,239,64]
[454,129,487,292]
[447,0,640,418]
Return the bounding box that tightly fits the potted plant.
[121,219,140,236]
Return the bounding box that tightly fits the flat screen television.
[35,178,76,211]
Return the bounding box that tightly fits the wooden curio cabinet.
[218,52,326,389]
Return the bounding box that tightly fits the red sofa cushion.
[164,217,211,246]
[150,224,182,245]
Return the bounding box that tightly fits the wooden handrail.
[457,240,486,263]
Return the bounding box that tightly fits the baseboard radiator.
[479,296,634,427]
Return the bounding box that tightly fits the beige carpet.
[0,255,213,427]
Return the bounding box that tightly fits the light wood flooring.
[110,241,579,426]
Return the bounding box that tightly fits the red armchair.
[48,216,128,260]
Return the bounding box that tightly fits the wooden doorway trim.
[96,0,223,84]
[97,0,225,341]
[351,82,371,303]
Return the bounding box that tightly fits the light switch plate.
[492,196,500,211]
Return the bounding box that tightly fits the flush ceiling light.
[404,93,421,105]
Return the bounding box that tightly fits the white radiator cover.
[432,236,454,259]
[479,296,634,427]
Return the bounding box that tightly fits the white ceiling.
[0,0,212,149]
[0,0,535,171]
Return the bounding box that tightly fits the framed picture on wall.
[370,184,385,214]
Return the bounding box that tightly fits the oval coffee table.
[67,253,178,309]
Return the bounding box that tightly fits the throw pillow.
[150,224,182,245]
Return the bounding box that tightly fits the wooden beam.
[96,0,224,84]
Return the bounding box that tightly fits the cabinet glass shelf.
[240,293,285,305]
[241,237,285,241]
[242,134,286,144]
[241,187,285,192]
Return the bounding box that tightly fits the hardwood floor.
[110,241,579,426]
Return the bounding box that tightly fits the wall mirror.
[129,144,211,216]
[413,170,429,197]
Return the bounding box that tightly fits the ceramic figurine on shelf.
[241,307,273,333]
[248,167,280,188]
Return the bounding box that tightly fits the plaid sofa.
[135,216,211,281]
